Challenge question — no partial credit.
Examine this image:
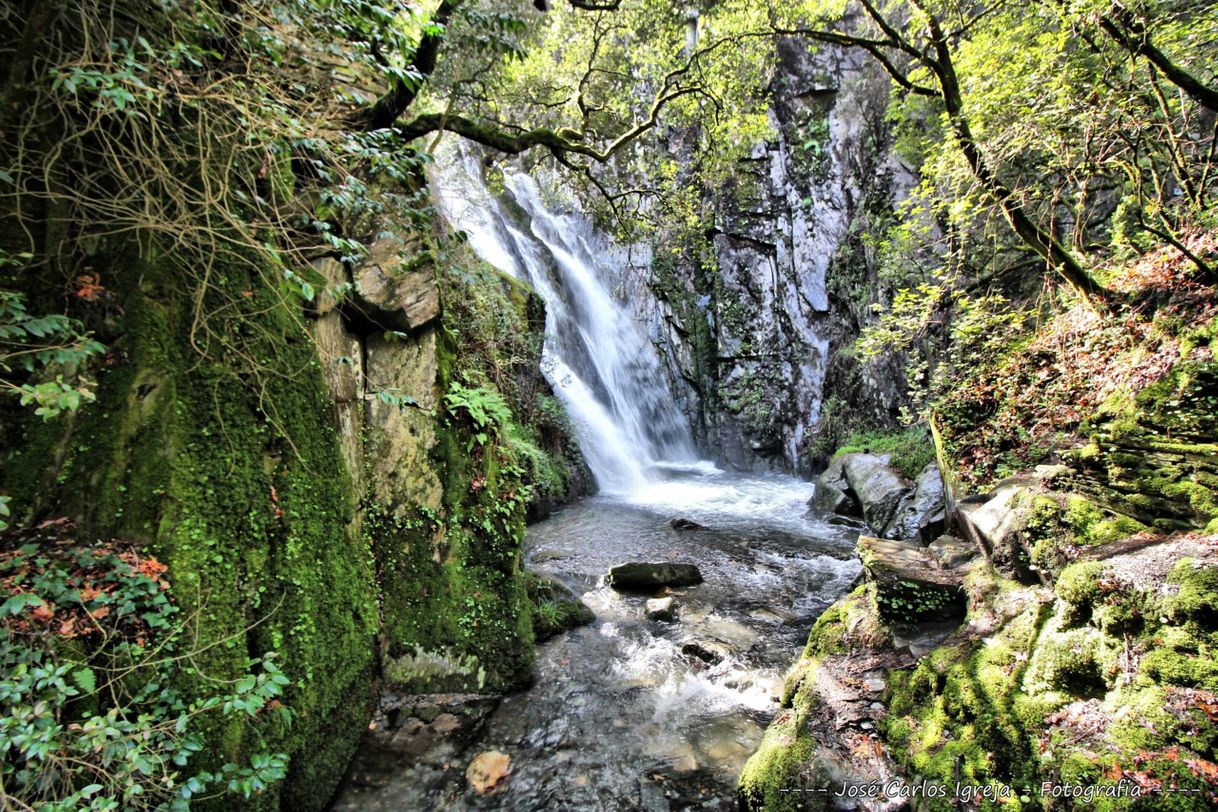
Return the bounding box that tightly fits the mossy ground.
[881,556,1218,810]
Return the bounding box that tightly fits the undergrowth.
[836,426,935,480]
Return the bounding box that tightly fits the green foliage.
[0,535,290,810]
[523,571,594,643]
[0,275,105,420]
[835,426,934,480]
[444,381,513,445]
[874,579,960,622]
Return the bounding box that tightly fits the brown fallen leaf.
[466,750,511,794]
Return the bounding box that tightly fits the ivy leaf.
[0,592,44,615]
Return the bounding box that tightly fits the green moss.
[737,705,826,812]
[1064,495,1148,547]
[1025,495,1074,576]
[524,571,594,642]
[2,254,381,809]
[1024,628,1109,697]
[1055,561,1105,626]
[801,584,889,658]
[881,584,1048,809]
[836,426,934,480]
[1165,559,1218,628]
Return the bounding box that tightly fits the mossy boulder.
[857,535,966,622]
[525,571,595,642]
[739,585,900,811]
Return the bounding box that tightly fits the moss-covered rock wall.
[3,251,379,807]
[0,222,590,806]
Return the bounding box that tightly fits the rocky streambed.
[333,467,862,809]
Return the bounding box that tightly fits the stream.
[334,466,860,810]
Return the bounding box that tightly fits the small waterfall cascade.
[430,144,701,494]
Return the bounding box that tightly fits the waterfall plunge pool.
[334,466,861,810]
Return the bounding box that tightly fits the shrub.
[836,426,935,480]
[1,523,291,810]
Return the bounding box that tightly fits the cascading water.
[430,145,699,494]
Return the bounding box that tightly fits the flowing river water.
[335,469,860,809]
[331,145,862,808]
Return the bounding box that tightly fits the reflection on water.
[333,468,861,810]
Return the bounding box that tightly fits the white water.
[431,145,700,495]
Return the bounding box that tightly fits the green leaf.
[73,667,97,695]
[0,592,44,615]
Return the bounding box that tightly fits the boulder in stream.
[681,639,730,665]
[669,517,707,531]
[608,562,703,590]
[645,596,679,622]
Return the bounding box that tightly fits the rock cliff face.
[645,35,914,474]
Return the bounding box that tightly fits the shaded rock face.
[636,33,913,475]
[886,464,947,544]
[856,535,967,622]
[809,453,945,543]
[843,454,912,532]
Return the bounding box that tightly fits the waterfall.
[430,144,701,495]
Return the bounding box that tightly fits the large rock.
[885,463,947,543]
[809,454,860,517]
[856,535,965,622]
[843,453,913,534]
[346,236,440,333]
[365,327,443,514]
[607,562,703,590]
[810,453,947,545]
[927,534,977,570]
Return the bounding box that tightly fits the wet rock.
[645,596,679,622]
[360,692,499,769]
[608,562,703,590]
[928,534,977,569]
[681,640,730,665]
[856,535,965,622]
[466,750,511,795]
[669,517,707,531]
